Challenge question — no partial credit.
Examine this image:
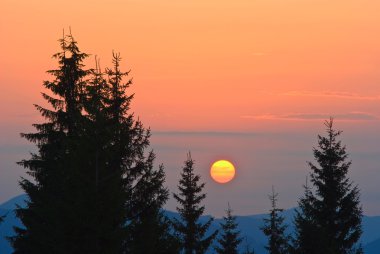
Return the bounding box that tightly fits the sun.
[210,160,236,184]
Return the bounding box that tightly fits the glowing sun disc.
[210,160,236,184]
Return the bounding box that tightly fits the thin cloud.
[282,91,380,101]
[152,131,257,137]
[240,114,277,120]
[241,112,378,121]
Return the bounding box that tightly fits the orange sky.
[1,0,380,132]
[1,0,380,215]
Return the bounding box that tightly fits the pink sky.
[1,0,380,216]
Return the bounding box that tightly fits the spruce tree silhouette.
[261,187,289,254]
[125,156,180,254]
[215,203,242,254]
[11,32,90,254]
[293,118,363,254]
[11,33,172,254]
[172,153,218,254]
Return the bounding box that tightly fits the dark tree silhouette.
[125,154,180,254]
[101,53,178,253]
[172,153,218,254]
[215,203,242,254]
[11,33,90,254]
[261,187,289,254]
[11,34,169,254]
[293,118,363,254]
[291,180,320,254]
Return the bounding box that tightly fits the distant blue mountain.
[0,195,28,211]
[364,238,380,254]
[0,195,27,253]
[0,195,379,254]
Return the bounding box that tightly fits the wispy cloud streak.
[241,112,378,121]
[282,91,380,101]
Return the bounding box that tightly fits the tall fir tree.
[291,180,320,254]
[261,187,289,254]
[101,53,176,253]
[293,118,363,254]
[11,32,90,254]
[84,52,171,253]
[215,203,242,254]
[78,56,127,253]
[125,153,180,254]
[12,35,170,254]
[173,153,218,254]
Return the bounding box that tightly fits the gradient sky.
[1,0,380,217]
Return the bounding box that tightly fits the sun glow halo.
[210,160,236,184]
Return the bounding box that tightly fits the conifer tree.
[79,56,126,253]
[12,35,168,254]
[100,52,174,253]
[293,118,363,254]
[125,153,180,254]
[173,153,218,254]
[102,51,146,225]
[215,203,242,254]
[261,187,289,254]
[291,180,320,254]
[86,52,170,253]
[11,32,90,254]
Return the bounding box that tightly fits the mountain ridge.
[1,195,379,253]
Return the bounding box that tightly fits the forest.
[0,34,364,254]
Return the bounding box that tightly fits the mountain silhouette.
[1,195,379,254]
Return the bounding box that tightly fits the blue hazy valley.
[1,195,379,254]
